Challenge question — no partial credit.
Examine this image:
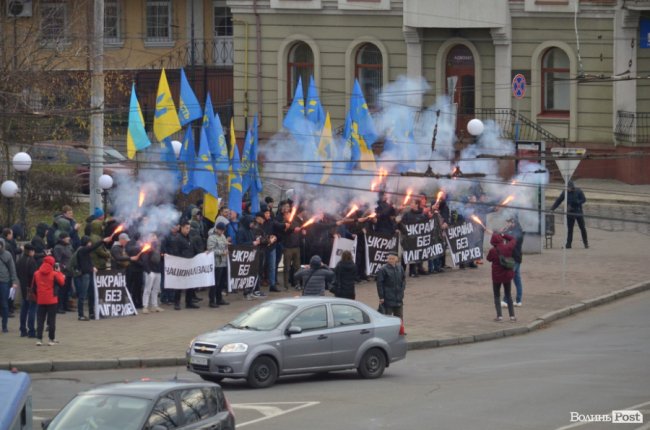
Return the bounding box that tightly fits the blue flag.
[202,93,229,172]
[345,79,377,171]
[306,76,326,131]
[228,118,243,213]
[195,128,218,197]
[180,126,196,194]
[246,116,262,213]
[212,112,230,171]
[126,83,151,159]
[178,69,202,126]
[283,76,305,133]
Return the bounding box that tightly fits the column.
[613,8,639,142]
[403,26,423,109]
[491,25,512,111]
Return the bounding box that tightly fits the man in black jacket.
[503,216,524,307]
[172,222,199,310]
[17,244,37,337]
[551,180,588,249]
[376,252,406,319]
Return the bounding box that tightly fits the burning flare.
[435,191,444,206]
[288,206,298,223]
[366,212,377,219]
[470,215,487,229]
[140,243,152,253]
[301,215,319,229]
[370,181,377,192]
[345,204,359,218]
[500,195,515,206]
[138,190,145,208]
[403,189,413,205]
[112,224,125,236]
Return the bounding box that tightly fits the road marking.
[555,400,650,430]
[234,401,320,427]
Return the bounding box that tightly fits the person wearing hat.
[16,244,38,336]
[74,234,113,320]
[294,255,335,296]
[551,180,589,249]
[376,251,406,318]
[52,231,74,314]
[34,255,66,346]
[206,222,230,307]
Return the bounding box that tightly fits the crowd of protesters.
[0,182,537,344]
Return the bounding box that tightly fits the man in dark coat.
[16,244,37,337]
[295,255,335,296]
[551,180,588,249]
[376,252,406,318]
[171,222,199,310]
[503,216,524,306]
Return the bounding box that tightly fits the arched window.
[355,43,382,109]
[287,42,313,103]
[542,47,570,114]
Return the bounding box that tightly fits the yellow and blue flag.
[345,79,377,171]
[228,118,243,213]
[178,68,202,126]
[126,83,151,159]
[318,112,335,185]
[241,116,262,212]
[306,76,326,131]
[282,76,305,132]
[195,127,218,198]
[180,126,196,194]
[153,68,182,142]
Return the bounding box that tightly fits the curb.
[4,281,649,373]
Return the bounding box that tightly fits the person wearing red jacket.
[486,232,517,322]
[34,256,66,346]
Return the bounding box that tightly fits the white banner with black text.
[164,253,215,290]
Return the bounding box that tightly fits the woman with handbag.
[34,256,66,346]
[486,232,517,322]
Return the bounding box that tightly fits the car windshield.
[227,303,297,331]
[104,147,127,162]
[47,394,151,430]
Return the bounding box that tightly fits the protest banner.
[401,218,445,264]
[329,236,357,268]
[94,270,137,319]
[164,253,215,290]
[446,220,484,266]
[365,232,399,276]
[228,245,262,292]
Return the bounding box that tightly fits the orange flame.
[500,195,515,206]
[301,215,319,229]
[288,206,298,223]
[378,167,388,182]
[345,204,359,218]
[141,243,152,253]
[470,215,487,229]
[370,181,377,192]
[113,224,125,235]
[367,212,377,219]
[403,189,413,205]
[435,191,444,205]
[138,190,145,208]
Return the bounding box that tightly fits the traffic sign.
[512,74,526,99]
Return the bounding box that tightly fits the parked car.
[187,297,407,388]
[26,141,133,194]
[0,369,33,430]
[43,380,235,430]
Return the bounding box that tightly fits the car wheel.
[247,356,278,388]
[357,348,386,379]
[200,374,224,384]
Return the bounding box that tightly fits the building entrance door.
[445,45,475,139]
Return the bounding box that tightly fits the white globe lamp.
[467,118,485,137]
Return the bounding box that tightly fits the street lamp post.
[467,118,485,140]
[1,180,18,228]
[98,174,114,224]
[12,152,32,239]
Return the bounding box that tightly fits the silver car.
[186,297,407,388]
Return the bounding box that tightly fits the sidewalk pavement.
[1,179,649,373]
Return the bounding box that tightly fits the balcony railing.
[466,108,567,148]
[615,111,650,144]
[145,37,234,70]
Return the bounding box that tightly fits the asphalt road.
[31,291,650,430]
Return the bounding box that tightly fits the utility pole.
[89,0,105,214]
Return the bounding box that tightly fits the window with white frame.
[40,1,68,45]
[146,0,172,44]
[541,47,570,114]
[104,0,122,44]
[213,5,232,36]
[355,43,383,109]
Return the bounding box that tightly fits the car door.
[281,304,332,372]
[144,392,181,429]
[329,304,373,367]
[176,388,229,430]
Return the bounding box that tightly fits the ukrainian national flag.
[126,83,151,159]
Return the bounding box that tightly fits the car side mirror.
[286,325,302,336]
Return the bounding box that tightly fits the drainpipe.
[253,0,262,127]
[233,19,249,128]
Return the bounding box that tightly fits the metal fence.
[615,111,650,144]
